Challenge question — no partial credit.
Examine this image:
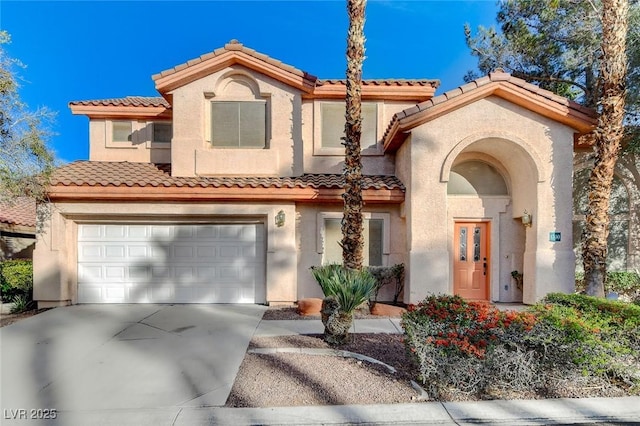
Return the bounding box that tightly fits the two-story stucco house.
[33,41,597,308]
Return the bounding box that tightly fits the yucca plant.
[310,264,377,344]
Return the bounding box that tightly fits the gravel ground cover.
[226,305,633,407]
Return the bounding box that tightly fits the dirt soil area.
[0,308,50,328]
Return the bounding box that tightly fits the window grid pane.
[212,101,265,148]
[239,102,266,147]
[459,227,467,261]
[321,102,377,149]
[153,123,172,143]
[473,227,481,262]
[212,102,240,147]
[113,121,132,142]
[323,217,384,266]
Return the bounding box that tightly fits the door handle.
[483,257,487,275]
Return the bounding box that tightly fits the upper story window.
[211,101,266,148]
[152,122,172,144]
[112,121,133,142]
[315,101,380,155]
[205,73,270,149]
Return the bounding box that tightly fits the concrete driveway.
[0,304,266,420]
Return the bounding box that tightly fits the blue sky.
[1,1,499,163]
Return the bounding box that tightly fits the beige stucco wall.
[301,101,415,175]
[168,65,302,177]
[33,201,297,307]
[295,203,406,302]
[399,96,577,304]
[88,119,171,164]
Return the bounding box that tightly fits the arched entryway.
[442,134,542,303]
[447,158,511,301]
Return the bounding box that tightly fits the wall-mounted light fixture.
[275,210,285,227]
[521,210,532,228]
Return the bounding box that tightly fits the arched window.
[573,169,630,271]
[447,161,509,195]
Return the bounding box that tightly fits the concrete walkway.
[2,306,639,425]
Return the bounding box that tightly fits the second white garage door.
[77,223,265,304]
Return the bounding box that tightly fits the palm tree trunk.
[342,0,367,271]
[582,0,628,297]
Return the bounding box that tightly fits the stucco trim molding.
[440,131,546,184]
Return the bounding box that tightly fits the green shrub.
[310,264,377,314]
[576,271,640,301]
[10,293,34,313]
[534,293,640,360]
[0,260,33,303]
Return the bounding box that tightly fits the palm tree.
[582,0,628,296]
[319,0,368,345]
[342,0,366,271]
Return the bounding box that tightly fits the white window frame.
[313,101,384,156]
[316,212,390,266]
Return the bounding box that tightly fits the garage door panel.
[77,223,264,304]
[173,245,195,259]
[105,225,126,238]
[105,245,126,259]
[78,265,103,281]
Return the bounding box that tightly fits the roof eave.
[47,185,405,204]
[383,81,597,152]
[69,104,172,119]
[305,84,437,102]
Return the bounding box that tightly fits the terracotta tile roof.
[0,197,36,228]
[383,69,597,149]
[153,39,318,83]
[318,79,440,89]
[51,161,405,191]
[69,96,171,109]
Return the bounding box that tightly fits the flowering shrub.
[404,294,536,359]
[402,293,640,400]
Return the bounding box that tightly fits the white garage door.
[77,223,265,304]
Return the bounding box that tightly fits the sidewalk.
[50,396,640,425]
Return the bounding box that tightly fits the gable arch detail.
[440,130,546,184]
[213,71,263,100]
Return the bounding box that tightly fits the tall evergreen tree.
[0,30,56,207]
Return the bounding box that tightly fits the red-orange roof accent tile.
[69,96,171,108]
[318,79,440,88]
